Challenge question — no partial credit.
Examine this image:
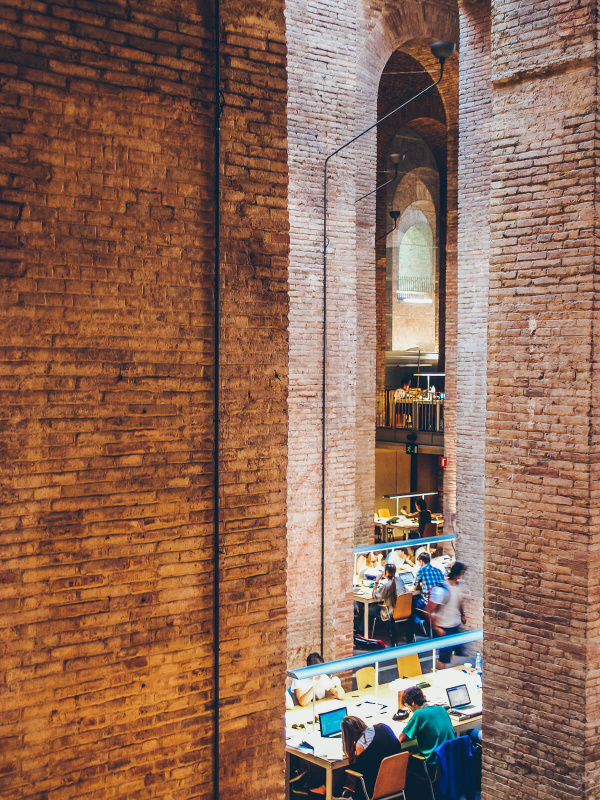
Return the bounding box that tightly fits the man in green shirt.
[398,686,456,763]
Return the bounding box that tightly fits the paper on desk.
[312,738,345,761]
[388,678,415,693]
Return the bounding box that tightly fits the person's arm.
[399,713,419,744]
[329,675,345,700]
[295,685,313,706]
[372,576,387,600]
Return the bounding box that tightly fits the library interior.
[1,1,599,800]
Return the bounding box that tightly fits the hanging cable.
[356,159,400,204]
[212,0,222,793]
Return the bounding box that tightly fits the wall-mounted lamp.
[375,209,401,242]
[356,153,403,204]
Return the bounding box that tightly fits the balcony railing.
[376,390,444,433]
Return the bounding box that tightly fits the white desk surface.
[285,667,482,766]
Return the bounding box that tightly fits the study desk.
[374,517,443,543]
[285,668,481,800]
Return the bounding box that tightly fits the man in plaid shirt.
[414,552,445,602]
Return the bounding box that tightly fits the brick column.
[454,0,492,629]
[485,2,600,797]
[285,0,357,665]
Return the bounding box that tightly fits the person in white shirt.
[427,562,469,669]
[386,547,414,574]
[291,652,346,706]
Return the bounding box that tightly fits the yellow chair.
[396,653,422,679]
[393,593,413,622]
[378,508,391,518]
[355,666,376,690]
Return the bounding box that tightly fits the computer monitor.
[319,706,347,738]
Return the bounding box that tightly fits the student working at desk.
[291,653,346,707]
[405,497,432,539]
[340,716,401,800]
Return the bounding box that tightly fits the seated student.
[341,716,402,800]
[398,686,455,764]
[386,547,415,572]
[291,652,345,707]
[405,497,432,538]
[414,552,445,603]
[372,563,405,647]
[355,551,383,581]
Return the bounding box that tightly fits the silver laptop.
[446,684,482,717]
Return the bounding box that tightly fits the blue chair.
[434,735,477,800]
[411,735,478,800]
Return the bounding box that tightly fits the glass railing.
[288,629,483,680]
[376,390,444,433]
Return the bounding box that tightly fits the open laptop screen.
[319,706,347,738]
[446,684,470,709]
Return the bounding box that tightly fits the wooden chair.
[345,751,409,800]
[396,653,422,679]
[392,592,413,643]
[378,508,391,519]
[355,666,376,690]
[422,522,437,538]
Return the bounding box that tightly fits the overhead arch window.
[397,219,434,304]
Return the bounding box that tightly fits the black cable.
[212,0,221,794]
[356,162,399,204]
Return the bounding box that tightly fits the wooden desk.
[285,668,481,800]
[373,518,444,543]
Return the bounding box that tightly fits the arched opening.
[374,42,454,520]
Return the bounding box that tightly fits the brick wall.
[0,1,288,798]
[485,1,600,797]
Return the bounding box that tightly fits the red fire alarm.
[439,456,447,468]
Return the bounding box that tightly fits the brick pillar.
[454,0,491,629]
[285,0,357,666]
[485,2,600,797]
[0,1,288,798]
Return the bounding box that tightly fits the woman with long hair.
[341,715,401,799]
[373,562,403,646]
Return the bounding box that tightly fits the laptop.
[446,685,482,718]
[398,573,414,591]
[319,706,347,738]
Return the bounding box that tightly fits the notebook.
[319,706,347,738]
